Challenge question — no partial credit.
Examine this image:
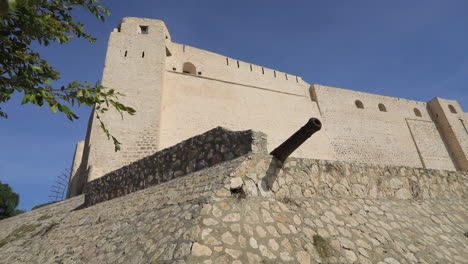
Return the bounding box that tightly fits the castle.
[2,17,468,264]
[67,17,468,197]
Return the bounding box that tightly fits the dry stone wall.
[84,127,267,206]
[237,155,468,201]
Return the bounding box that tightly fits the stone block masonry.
[84,127,267,206]
[237,155,468,201]
[2,127,467,263]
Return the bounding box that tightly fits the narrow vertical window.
[226,58,229,66]
[124,51,127,57]
[237,60,240,68]
[262,67,264,74]
[285,73,288,80]
[296,76,299,83]
[250,64,252,71]
[141,52,145,58]
[274,71,276,78]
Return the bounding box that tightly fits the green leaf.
[50,104,58,113]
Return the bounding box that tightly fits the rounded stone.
[249,237,258,249]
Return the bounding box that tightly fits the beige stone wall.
[406,119,456,170]
[312,84,460,170]
[165,42,307,96]
[82,18,169,181]
[160,72,336,161]
[66,141,85,198]
[427,98,468,170]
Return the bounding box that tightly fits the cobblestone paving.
[1,153,467,263]
[189,197,468,264]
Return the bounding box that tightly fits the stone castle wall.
[67,17,468,198]
[311,85,459,171]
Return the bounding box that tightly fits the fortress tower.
[67,18,171,196]
[67,17,467,198]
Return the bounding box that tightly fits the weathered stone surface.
[84,127,264,206]
[1,147,467,264]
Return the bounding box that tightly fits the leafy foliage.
[0,0,135,151]
[0,181,23,220]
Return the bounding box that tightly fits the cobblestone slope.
[1,153,467,263]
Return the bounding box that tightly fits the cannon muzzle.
[270,118,322,162]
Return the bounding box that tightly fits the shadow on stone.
[258,157,282,195]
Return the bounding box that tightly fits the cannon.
[270,118,322,162]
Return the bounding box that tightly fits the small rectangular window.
[139,26,148,34]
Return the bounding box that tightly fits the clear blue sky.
[1,0,467,211]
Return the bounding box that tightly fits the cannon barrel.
[270,118,322,162]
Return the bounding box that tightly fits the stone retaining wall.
[235,155,468,200]
[84,127,267,206]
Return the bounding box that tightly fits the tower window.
[237,60,240,68]
[355,100,364,109]
[142,52,145,58]
[448,104,457,113]
[182,62,196,75]
[378,103,387,112]
[414,108,422,117]
[139,26,148,34]
[124,51,127,57]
